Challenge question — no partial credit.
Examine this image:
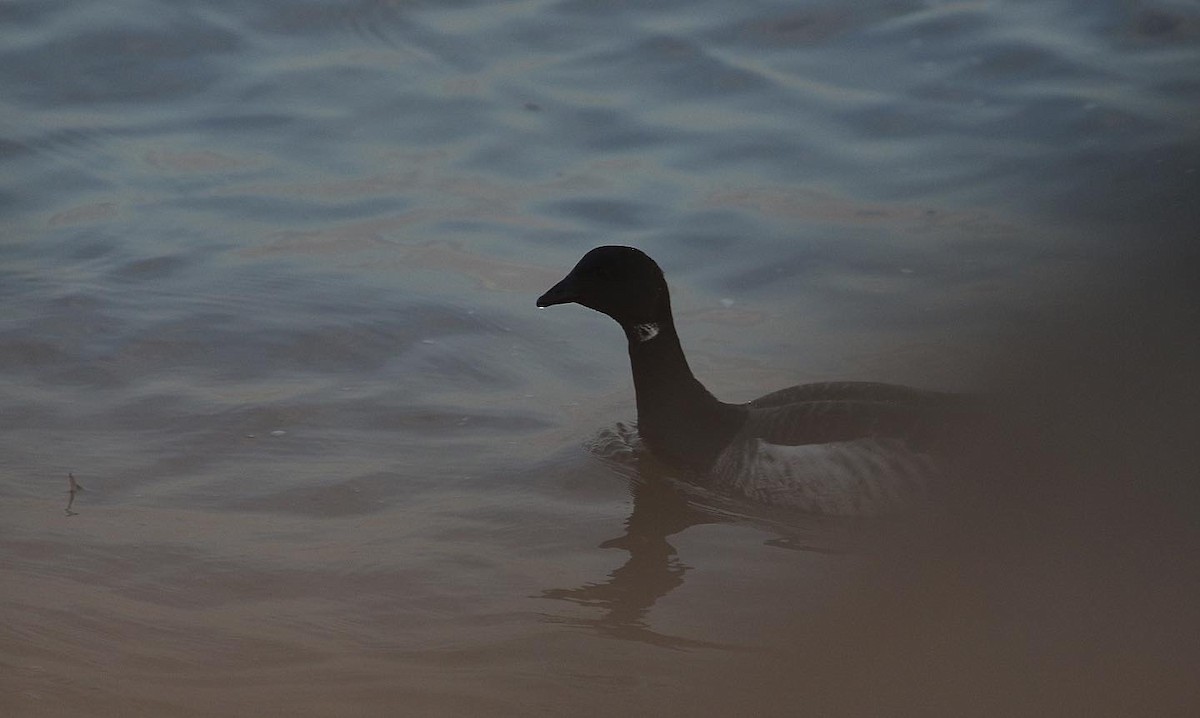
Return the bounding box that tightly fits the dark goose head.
[537,246,672,330]
[538,246,739,469]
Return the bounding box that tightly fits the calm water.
[3,1,1198,715]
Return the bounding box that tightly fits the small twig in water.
[65,473,84,516]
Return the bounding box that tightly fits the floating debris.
[65,473,83,516]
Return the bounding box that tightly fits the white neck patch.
[631,322,660,343]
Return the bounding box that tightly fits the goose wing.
[722,384,976,515]
[748,381,958,409]
[722,397,962,515]
[742,397,954,449]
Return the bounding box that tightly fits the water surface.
[3,1,1198,715]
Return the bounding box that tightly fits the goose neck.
[624,322,744,469]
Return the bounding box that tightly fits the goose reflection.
[541,455,726,648]
[540,429,847,648]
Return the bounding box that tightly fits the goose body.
[538,246,963,516]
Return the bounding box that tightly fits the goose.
[537,246,969,516]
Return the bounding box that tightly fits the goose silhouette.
[538,246,967,516]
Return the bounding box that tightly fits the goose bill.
[536,276,579,308]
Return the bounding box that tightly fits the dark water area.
[3,1,1199,715]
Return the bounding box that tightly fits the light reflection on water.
[2,0,1198,715]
